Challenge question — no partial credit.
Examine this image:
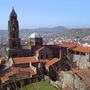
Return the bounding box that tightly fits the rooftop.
[60,43,79,49]
[32,45,61,51]
[72,46,90,53]
[13,56,38,65]
[0,66,36,84]
[45,58,59,67]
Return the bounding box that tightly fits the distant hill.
[60,28,90,38]
[0,27,90,39]
[20,26,68,34]
[0,26,68,38]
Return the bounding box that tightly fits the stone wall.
[59,71,87,90]
[69,53,90,69]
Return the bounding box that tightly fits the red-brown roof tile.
[0,66,36,84]
[32,45,61,51]
[13,56,38,65]
[60,43,79,49]
[72,46,90,53]
[45,58,59,67]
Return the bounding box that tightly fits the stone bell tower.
[7,8,21,57]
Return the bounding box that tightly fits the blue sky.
[0,0,90,29]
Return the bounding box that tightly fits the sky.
[0,0,90,29]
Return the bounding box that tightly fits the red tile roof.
[72,46,90,53]
[60,43,79,49]
[11,66,36,75]
[0,66,36,84]
[13,56,38,65]
[31,44,80,51]
[45,58,59,67]
[32,45,61,51]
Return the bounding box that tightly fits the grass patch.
[18,80,58,90]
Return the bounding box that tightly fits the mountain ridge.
[0,26,90,39]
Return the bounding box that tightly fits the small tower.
[7,8,21,57]
[29,33,43,46]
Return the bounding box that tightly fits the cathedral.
[7,8,68,60]
[1,8,90,90]
[7,8,43,58]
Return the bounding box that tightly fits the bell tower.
[7,8,21,57]
[8,8,21,49]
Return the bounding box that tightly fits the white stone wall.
[59,71,87,90]
[72,54,90,69]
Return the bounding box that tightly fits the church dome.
[29,33,42,38]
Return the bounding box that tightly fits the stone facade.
[68,50,90,69]
[59,71,90,90]
[36,46,53,60]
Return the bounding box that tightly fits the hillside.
[60,28,90,38]
[0,26,68,38]
[0,27,90,39]
[18,80,58,90]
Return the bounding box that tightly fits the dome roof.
[29,33,42,38]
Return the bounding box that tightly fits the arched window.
[12,27,15,31]
[12,27,16,38]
